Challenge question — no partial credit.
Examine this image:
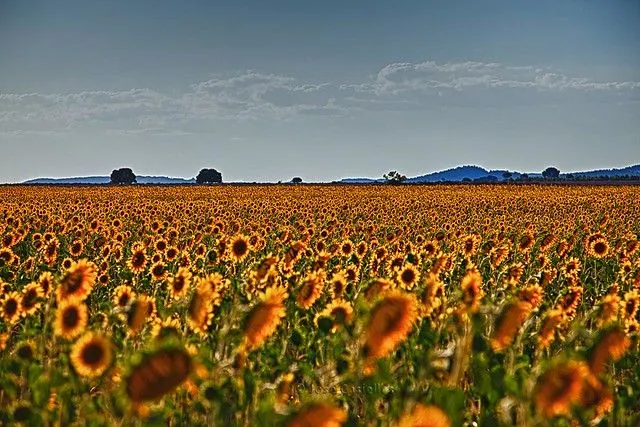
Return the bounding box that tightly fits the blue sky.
[1,0,639,182]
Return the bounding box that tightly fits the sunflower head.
[70,333,112,378]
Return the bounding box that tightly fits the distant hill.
[340,164,640,184]
[24,176,196,185]
[568,165,640,178]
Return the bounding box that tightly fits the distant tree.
[542,167,560,179]
[566,173,575,180]
[196,168,222,184]
[110,168,136,184]
[502,171,513,179]
[383,171,407,184]
[291,177,303,184]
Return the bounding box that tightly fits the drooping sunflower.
[490,300,532,352]
[363,290,418,373]
[126,346,192,404]
[126,296,152,335]
[534,361,589,418]
[538,308,566,349]
[186,290,215,337]
[1,291,21,324]
[20,282,44,317]
[397,403,451,427]
[589,328,631,376]
[460,268,484,313]
[241,286,288,352]
[364,278,395,301]
[70,333,112,378]
[287,402,347,427]
[168,267,192,300]
[56,259,97,303]
[54,300,88,340]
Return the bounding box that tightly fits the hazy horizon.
[1,0,639,183]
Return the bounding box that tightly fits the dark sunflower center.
[233,240,248,256]
[81,342,105,365]
[401,269,415,284]
[5,299,18,316]
[63,307,80,328]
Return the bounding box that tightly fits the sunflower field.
[0,184,639,426]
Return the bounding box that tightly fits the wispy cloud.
[1,61,638,133]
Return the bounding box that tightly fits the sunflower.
[196,272,228,298]
[56,259,97,303]
[229,234,250,263]
[20,283,44,317]
[38,271,53,297]
[151,316,182,340]
[461,268,484,313]
[70,333,112,378]
[113,285,135,309]
[596,293,619,327]
[186,290,215,337]
[54,300,88,340]
[1,291,21,324]
[538,308,566,349]
[328,271,349,299]
[15,340,36,362]
[534,361,589,418]
[339,239,354,258]
[125,347,192,403]
[587,237,609,259]
[589,328,631,376]
[363,291,418,373]
[287,402,347,427]
[622,290,639,321]
[396,264,420,290]
[126,296,152,335]
[150,262,167,282]
[315,300,353,333]
[241,286,288,352]
[168,267,192,300]
[128,248,147,274]
[364,278,395,301]
[490,300,532,352]
[562,257,581,278]
[296,271,325,309]
[69,240,84,257]
[397,403,451,427]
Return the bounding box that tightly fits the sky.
[1,0,639,183]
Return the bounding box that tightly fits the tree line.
[110,168,223,185]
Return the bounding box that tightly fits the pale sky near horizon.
[1,0,639,183]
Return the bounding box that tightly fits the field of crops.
[0,185,639,426]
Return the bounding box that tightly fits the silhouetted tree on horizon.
[383,171,407,184]
[291,177,303,184]
[110,168,136,184]
[196,168,222,184]
[542,166,560,179]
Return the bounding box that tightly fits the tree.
[383,171,407,184]
[502,171,513,180]
[196,168,222,184]
[542,167,560,179]
[110,168,136,184]
[291,177,303,184]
